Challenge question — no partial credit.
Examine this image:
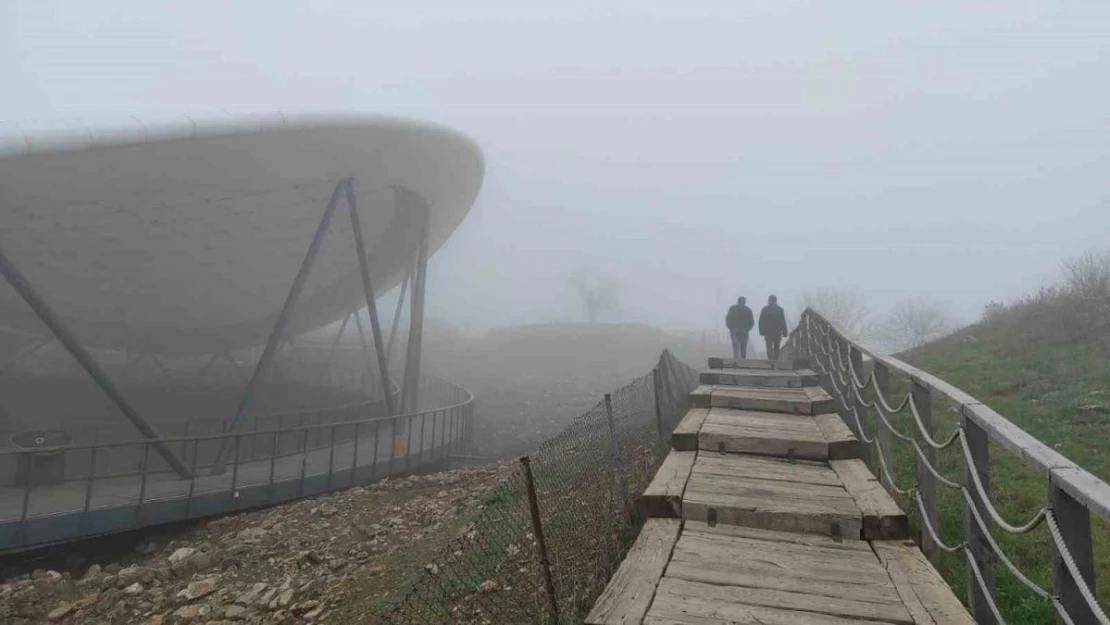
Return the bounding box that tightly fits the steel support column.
[346,179,396,416]
[211,179,348,474]
[352,312,374,389]
[0,247,193,479]
[385,268,410,366]
[398,187,430,415]
[327,313,352,362]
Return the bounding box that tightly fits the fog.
[6,1,1110,333]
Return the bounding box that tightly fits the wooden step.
[708,357,810,371]
[585,518,682,625]
[670,408,709,452]
[698,409,828,460]
[689,385,835,415]
[638,450,696,518]
[815,413,862,460]
[682,454,864,539]
[700,368,819,388]
[832,459,909,540]
[872,540,975,625]
[646,522,916,625]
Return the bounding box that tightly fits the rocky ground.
[0,462,512,625]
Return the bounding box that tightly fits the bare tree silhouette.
[568,268,620,323]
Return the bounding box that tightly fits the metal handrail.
[790,308,1110,623]
[1,374,474,552]
[0,376,470,456]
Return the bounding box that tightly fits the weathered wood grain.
[585,518,682,625]
[699,369,819,388]
[688,385,714,409]
[698,409,827,460]
[831,459,909,540]
[639,450,696,518]
[694,453,841,487]
[708,386,835,415]
[872,540,974,624]
[682,519,873,554]
[649,577,913,624]
[815,413,861,460]
[707,357,811,371]
[670,408,709,451]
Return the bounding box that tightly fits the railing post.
[912,378,938,562]
[961,410,996,624]
[520,456,560,624]
[604,393,628,518]
[652,368,665,444]
[1048,475,1096,625]
[873,362,894,492]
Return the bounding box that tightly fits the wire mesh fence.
[380,349,699,624]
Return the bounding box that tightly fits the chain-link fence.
[380,349,699,624]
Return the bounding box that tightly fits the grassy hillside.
[891,312,1110,622]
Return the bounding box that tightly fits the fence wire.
[380,349,698,624]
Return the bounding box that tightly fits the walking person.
[758,294,789,361]
[725,296,754,359]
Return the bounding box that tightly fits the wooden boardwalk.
[588,358,972,625]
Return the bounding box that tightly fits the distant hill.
[419,322,718,459]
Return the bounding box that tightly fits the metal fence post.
[1048,475,1096,624]
[520,456,559,624]
[873,362,894,492]
[961,411,996,624]
[604,393,628,517]
[912,378,938,561]
[652,368,665,443]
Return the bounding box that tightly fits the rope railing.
[789,308,1110,624]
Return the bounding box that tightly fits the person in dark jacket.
[725,296,755,359]
[758,294,789,361]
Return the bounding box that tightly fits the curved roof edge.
[0,112,483,168]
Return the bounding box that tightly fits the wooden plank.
[687,473,858,510]
[682,519,874,553]
[699,411,827,460]
[666,556,901,605]
[585,518,682,625]
[670,408,708,451]
[699,369,818,389]
[709,386,834,415]
[649,577,914,624]
[815,413,861,460]
[831,459,909,540]
[646,599,899,625]
[688,385,714,409]
[708,357,774,370]
[694,454,842,487]
[672,532,890,581]
[704,408,821,432]
[683,491,863,538]
[639,451,696,518]
[708,357,811,371]
[872,540,974,625]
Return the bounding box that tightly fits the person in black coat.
[758,294,789,361]
[725,296,755,359]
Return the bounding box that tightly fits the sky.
[4,1,1110,334]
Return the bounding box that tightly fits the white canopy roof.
[0,114,483,355]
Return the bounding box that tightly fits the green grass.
[876,329,1110,623]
